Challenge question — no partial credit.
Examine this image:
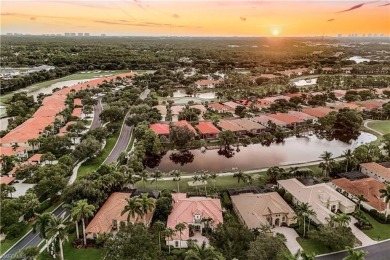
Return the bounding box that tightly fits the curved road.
[90,98,103,130]
[316,239,390,260]
[0,205,68,260]
[103,88,150,165]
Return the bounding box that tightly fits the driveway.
[349,216,376,246]
[273,226,303,255]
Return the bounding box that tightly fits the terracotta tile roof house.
[231,192,296,229]
[355,100,384,111]
[286,93,302,98]
[86,192,154,238]
[209,103,234,113]
[332,102,362,111]
[360,162,390,182]
[0,176,16,185]
[217,120,246,134]
[0,146,28,158]
[255,99,273,108]
[150,123,170,137]
[332,90,347,98]
[196,121,220,139]
[0,116,56,146]
[166,194,223,248]
[195,79,222,89]
[71,108,83,118]
[331,178,387,212]
[262,95,291,103]
[74,98,82,107]
[28,153,43,164]
[173,120,197,134]
[223,101,242,110]
[268,113,304,127]
[287,111,317,121]
[171,105,184,115]
[190,105,207,114]
[301,107,336,118]
[231,119,266,134]
[252,115,287,127]
[58,121,76,136]
[277,178,355,225]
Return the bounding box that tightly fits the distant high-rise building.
[65,33,70,36]
[6,33,12,36]
[78,33,83,36]
[71,33,76,36]
[84,33,90,36]
[101,34,106,37]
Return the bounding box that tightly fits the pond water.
[293,78,317,87]
[0,117,9,131]
[29,79,90,100]
[348,56,370,64]
[173,90,216,99]
[146,132,376,173]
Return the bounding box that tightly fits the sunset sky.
[1,0,389,36]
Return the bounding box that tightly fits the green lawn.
[367,120,390,135]
[38,234,104,260]
[0,201,62,255]
[362,212,390,241]
[77,131,120,178]
[296,237,331,255]
[0,70,132,104]
[136,172,268,192]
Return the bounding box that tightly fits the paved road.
[103,88,150,165]
[90,98,102,130]
[316,239,390,260]
[1,205,69,260]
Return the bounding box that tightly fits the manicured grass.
[296,237,332,255]
[0,70,132,104]
[0,201,62,255]
[136,172,268,192]
[38,234,104,260]
[77,131,120,178]
[361,212,390,241]
[367,120,390,135]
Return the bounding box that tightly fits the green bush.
[171,249,185,257]
[5,221,28,239]
[35,200,51,214]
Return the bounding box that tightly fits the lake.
[173,90,216,99]
[348,56,370,64]
[146,132,376,173]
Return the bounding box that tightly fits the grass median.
[77,130,120,179]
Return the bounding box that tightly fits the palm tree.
[175,223,186,250]
[288,167,299,178]
[153,220,166,252]
[201,217,213,235]
[319,151,334,178]
[47,215,71,260]
[184,241,224,260]
[126,173,140,186]
[343,149,355,172]
[335,213,351,227]
[33,213,51,252]
[296,202,316,237]
[121,197,142,223]
[63,202,80,239]
[380,184,390,217]
[200,174,208,195]
[354,194,368,210]
[171,170,182,192]
[138,193,156,226]
[233,170,247,184]
[150,170,162,189]
[209,173,218,188]
[139,171,149,188]
[300,250,316,260]
[71,200,95,245]
[192,175,200,194]
[343,246,367,260]
[163,227,175,253]
[28,138,39,154]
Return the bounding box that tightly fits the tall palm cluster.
[295,202,316,238]
[33,199,95,260]
[120,193,156,225]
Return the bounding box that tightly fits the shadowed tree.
[175,222,186,250]
[47,215,71,260]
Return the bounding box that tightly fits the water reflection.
[145,132,376,173]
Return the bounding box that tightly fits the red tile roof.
[74,98,82,107]
[167,194,223,240]
[150,123,170,135]
[361,163,390,180]
[332,178,386,211]
[86,192,153,234]
[268,113,304,124]
[0,176,15,185]
[301,107,336,118]
[218,120,245,132]
[0,146,27,157]
[71,108,82,118]
[209,103,234,112]
[28,153,42,162]
[58,121,76,135]
[252,115,287,126]
[287,111,317,121]
[196,121,220,134]
[173,120,197,134]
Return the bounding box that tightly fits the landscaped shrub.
[367,209,390,224]
[171,249,185,257]
[5,221,28,239]
[283,192,293,204]
[221,191,232,209]
[35,200,51,214]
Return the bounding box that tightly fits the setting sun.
[272,29,280,36]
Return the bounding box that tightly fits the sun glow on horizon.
[272,29,280,36]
